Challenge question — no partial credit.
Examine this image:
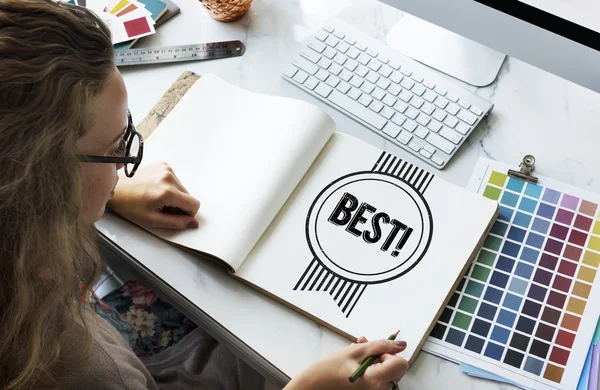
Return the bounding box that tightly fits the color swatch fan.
[424,157,600,390]
[77,0,157,44]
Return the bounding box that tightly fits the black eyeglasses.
[77,110,144,178]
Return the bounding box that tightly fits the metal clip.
[508,155,538,184]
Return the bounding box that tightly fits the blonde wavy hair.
[0,0,115,388]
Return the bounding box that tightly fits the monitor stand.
[386,15,506,87]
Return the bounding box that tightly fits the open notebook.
[134,74,499,363]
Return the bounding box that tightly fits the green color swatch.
[458,296,478,314]
[484,185,502,201]
[452,312,473,330]
[465,280,485,297]
[483,236,502,251]
[489,171,507,187]
[471,265,491,282]
[477,250,497,266]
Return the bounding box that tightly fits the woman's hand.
[285,336,409,390]
[108,162,200,230]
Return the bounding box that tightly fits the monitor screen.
[475,0,600,51]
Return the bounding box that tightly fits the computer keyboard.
[282,18,494,169]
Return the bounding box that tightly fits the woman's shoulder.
[59,311,159,390]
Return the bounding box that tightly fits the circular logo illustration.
[306,171,433,284]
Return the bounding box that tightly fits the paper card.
[117,7,154,23]
[108,0,130,14]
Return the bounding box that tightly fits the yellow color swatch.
[567,296,586,315]
[572,281,592,299]
[583,251,600,268]
[488,171,507,187]
[109,0,130,14]
[588,236,600,252]
[593,221,600,236]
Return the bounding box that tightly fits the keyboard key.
[344,36,356,45]
[400,67,412,77]
[348,87,361,100]
[325,35,339,47]
[333,30,345,39]
[283,66,298,78]
[329,64,343,75]
[372,88,386,101]
[355,65,368,78]
[415,126,428,139]
[447,93,459,103]
[293,57,318,75]
[423,90,437,103]
[434,86,447,96]
[387,84,401,96]
[455,121,470,135]
[378,65,393,78]
[369,100,384,113]
[392,113,407,127]
[434,97,449,109]
[388,59,401,70]
[337,42,350,54]
[366,48,378,58]
[334,53,348,65]
[340,69,353,81]
[446,103,460,116]
[323,25,334,33]
[399,90,412,102]
[431,155,445,166]
[412,84,426,97]
[440,126,462,144]
[350,75,364,88]
[383,95,397,107]
[357,52,371,65]
[355,42,367,51]
[347,47,361,59]
[304,76,319,90]
[443,116,458,128]
[432,108,447,122]
[361,82,375,94]
[318,57,332,69]
[427,120,442,133]
[411,74,424,83]
[394,100,409,113]
[458,99,471,110]
[403,120,417,132]
[408,142,421,152]
[326,76,340,88]
[416,113,430,126]
[410,97,424,109]
[419,149,432,159]
[376,78,391,90]
[308,39,327,53]
[336,81,351,94]
[400,78,415,90]
[382,122,402,138]
[396,130,412,145]
[315,30,329,41]
[328,90,386,129]
[293,70,308,84]
[423,80,435,89]
[421,102,435,115]
[323,47,337,60]
[367,60,382,72]
[381,106,395,119]
[405,107,419,119]
[344,59,358,71]
[315,83,333,98]
[426,132,455,154]
[470,106,484,116]
[457,109,478,125]
[424,144,436,154]
[378,54,389,64]
[390,71,403,84]
[366,71,379,84]
[358,94,373,107]
[315,69,329,81]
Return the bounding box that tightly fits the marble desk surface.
[97,0,600,388]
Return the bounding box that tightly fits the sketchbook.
[133,74,499,363]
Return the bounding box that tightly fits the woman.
[0,0,409,389]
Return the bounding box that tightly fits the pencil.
[348,330,400,383]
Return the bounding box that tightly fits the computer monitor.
[379,0,600,93]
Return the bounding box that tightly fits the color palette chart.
[423,158,600,390]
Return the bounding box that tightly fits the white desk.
[96,0,600,388]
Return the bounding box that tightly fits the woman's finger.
[366,355,409,385]
[159,188,201,217]
[353,339,407,360]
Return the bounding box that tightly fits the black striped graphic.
[295,152,434,317]
[293,259,367,318]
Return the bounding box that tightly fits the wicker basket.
[199,0,252,22]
